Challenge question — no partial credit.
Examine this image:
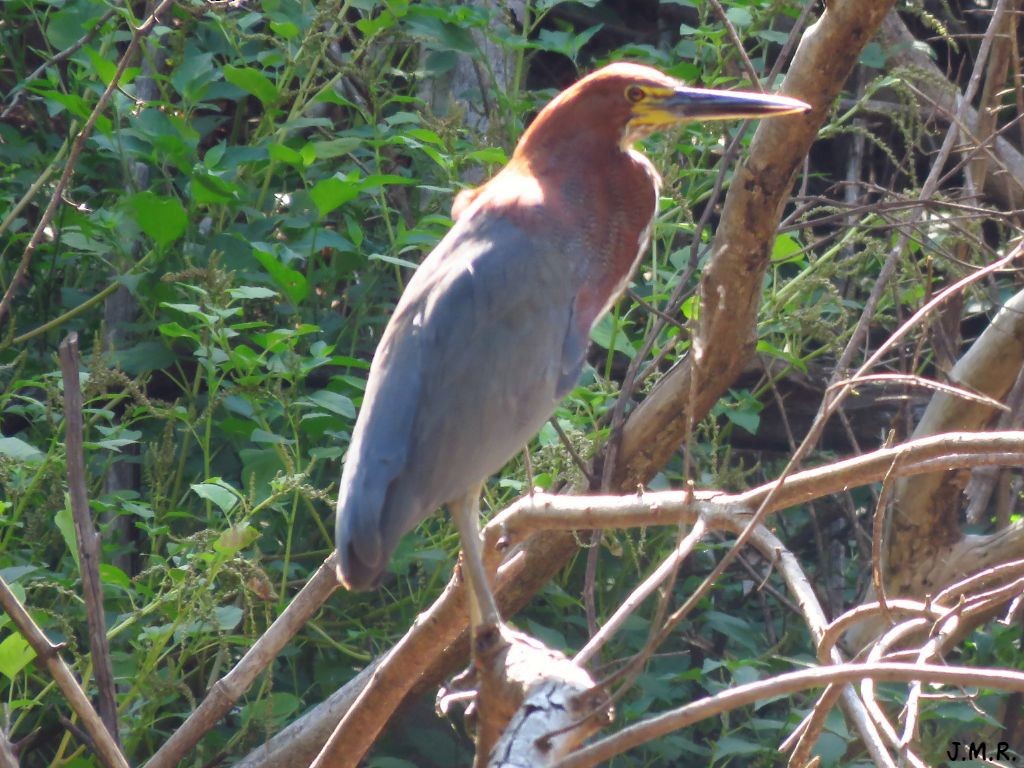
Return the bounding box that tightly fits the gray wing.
[335,213,588,589]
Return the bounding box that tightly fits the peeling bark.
[459,626,610,767]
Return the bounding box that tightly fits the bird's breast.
[457,151,658,333]
[566,153,660,330]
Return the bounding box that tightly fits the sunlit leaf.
[310,176,359,216]
[0,634,36,680]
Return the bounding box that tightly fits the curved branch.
[486,432,1024,546]
[553,663,1024,768]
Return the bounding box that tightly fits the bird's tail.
[335,470,389,591]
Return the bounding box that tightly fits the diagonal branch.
[615,0,899,488]
[143,555,342,768]
[0,576,129,768]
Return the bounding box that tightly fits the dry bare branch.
[58,334,119,744]
[879,11,1024,210]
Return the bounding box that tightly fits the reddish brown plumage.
[454,64,680,345]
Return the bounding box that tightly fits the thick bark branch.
[887,289,1024,592]
[615,0,898,488]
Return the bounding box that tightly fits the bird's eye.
[625,85,646,103]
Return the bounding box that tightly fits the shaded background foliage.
[1,0,1021,766]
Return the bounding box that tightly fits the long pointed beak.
[662,86,810,121]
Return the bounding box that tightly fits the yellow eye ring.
[625,85,646,103]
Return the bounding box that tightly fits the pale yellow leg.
[450,490,500,630]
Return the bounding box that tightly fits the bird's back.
[335,207,586,589]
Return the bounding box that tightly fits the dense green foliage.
[1,0,1021,766]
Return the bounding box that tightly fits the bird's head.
[517,62,809,156]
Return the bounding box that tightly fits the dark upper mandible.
[335,63,809,590]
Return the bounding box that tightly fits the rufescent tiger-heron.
[335,62,809,631]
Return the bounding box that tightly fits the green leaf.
[252,248,309,304]
[269,20,299,39]
[170,52,218,103]
[223,65,279,106]
[268,143,303,167]
[0,634,36,680]
[191,169,241,204]
[714,735,765,758]
[716,391,762,435]
[305,390,356,418]
[55,502,78,569]
[46,0,108,50]
[251,429,293,445]
[771,233,803,264]
[308,137,363,160]
[191,480,241,514]
[368,252,419,269]
[310,176,359,216]
[86,426,142,452]
[404,7,477,53]
[590,314,636,358]
[228,286,278,300]
[98,564,132,591]
[214,523,259,554]
[239,691,302,729]
[112,341,178,374]
[128,192,187,245]
[535,25,602,60]
[85,47,134,87]
[213,605,244,631]
[725,6,752,26]
[355,9,395,36]
[0,436,44,462]
[0,568,36,585]
[860,42,886,69]
[158,321,199,341]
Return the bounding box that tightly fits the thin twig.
[58,334,119,743]
[707,0,762,87]
[0,7,120,120]
[574,518,707,666]
[834,0,1014,380]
